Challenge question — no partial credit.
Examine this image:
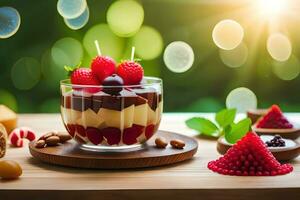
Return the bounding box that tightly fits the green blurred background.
[1,0,300,113]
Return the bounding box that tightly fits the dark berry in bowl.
[102,74,124,95]
[265,135,286,147]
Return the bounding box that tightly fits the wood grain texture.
[29,131,198,169]
[1,114,300,200]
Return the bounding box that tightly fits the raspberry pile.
[208,132,293,176]
[66,54,144,95]
[265,135,286,147]
[256,105,293,129]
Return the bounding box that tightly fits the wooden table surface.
[1,113,300,200]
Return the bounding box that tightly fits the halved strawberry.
[86,127,103,145]
[101,127,121,145]
[123,125,144,145]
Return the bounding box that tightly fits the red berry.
[122,125,144,145]
[69,68,100,93]
[117,61,144,85]
[101,127,121,145]
[207,131,293,176]
[91,56,116,83]
[86,127,103,145]
[256,105,293,129]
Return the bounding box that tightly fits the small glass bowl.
[60,77,163,151]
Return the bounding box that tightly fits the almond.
[35,140,46,148]
[155,137,168,148]
[170,139,185,149]
[45,136,60,146]
[57,132,72,143]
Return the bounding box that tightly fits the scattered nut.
[155,137,168,148]
[39,132,56,140]
[35,140,46,148]
[57,132,72,143]
[45,136,60,146]
[170,139,185,149]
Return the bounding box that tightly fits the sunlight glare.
[258,0,287,17]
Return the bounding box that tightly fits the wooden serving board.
[29,130,198,169]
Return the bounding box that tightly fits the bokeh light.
[64,6,89,30]
[132,26,163,60]
[258,0,287,17]
[226,87,257,113]
[107,0,144,37]
[272,55,300,81]
[0,7,21,39]
[11,57,41,90]
[163,41,194,73]
[57,0,87,19]
[0,89,17,111]
[219,43,248,68]
[212,19,244,50]
[51,37,83,67]
[83,24,125,60]
[267,33,292,62]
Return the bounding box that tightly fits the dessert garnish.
[102,74,124,95]
[217,135,300,161]
[116,47,144,85]
[265,135,285,147]
[0,123,7,158]
[170,139,185,149]
[91,40,116,83]
[9,127,36,147]
[256,105,293,129]
[0,104,17,133]
[155,137,168,148]
[0,160,22,179]
[35,131,72,148]
[65,66,101,93]
[247,108,267,124]
[186,108,251,144]
[208,132,293,176]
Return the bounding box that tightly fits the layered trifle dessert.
[60,52,163,149]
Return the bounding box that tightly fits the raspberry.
[207,132,293,176]
[256,105,293,129]
[91,56,116,83]
[117,61,144,85]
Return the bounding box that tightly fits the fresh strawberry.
[65,66,100,93]
[208,132,293,176]
[117,61,144,85]
[91,56,116,83]
[256,105,293,129]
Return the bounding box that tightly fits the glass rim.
[60,76,162,88]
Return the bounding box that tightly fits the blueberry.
[102,74,124,95]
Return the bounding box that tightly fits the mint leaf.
[215,108,236,128]
[185,117,220,137]
[225,118,251,144]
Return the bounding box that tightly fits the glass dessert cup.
[60,77,163,152]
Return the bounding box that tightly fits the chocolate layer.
[62,88,162,113]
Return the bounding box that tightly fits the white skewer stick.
[131,46,135,61]
[94,40,102,56]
